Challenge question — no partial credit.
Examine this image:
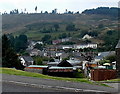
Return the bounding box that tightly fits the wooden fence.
[91,69,116,81]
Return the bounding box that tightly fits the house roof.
[21,56,34,62]
[67,60,81,66]
[95,51,115,60]
[47,62,59,65]
[116,40,120,48]
[49,66,73,69]
[27,65,48,68]
[57,60,73,67]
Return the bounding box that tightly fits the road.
[2,82,72,92]
[1,74,119,93]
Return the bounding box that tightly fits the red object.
[91,69,117,81]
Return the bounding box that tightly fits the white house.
[61,38,70,42]
[87,44,97,49]
[82,34,92,40]
[62,45,73,49]
[19,56,34,67]
[74,44,97,49]
[74,44,88,49]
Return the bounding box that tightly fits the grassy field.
[0,67,111,87]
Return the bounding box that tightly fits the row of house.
[61,43,97,49]
[52,34,93,45]
[52,37,71,45]
[20,49,115,67]
[19,49,117,80]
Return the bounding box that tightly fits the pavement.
[1,74,120,93]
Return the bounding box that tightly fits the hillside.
[2,7,119,50]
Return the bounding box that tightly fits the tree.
[66,24,76,31]
[105,55,116,63]
[82,7,119,17]
[7,34,15,48]
[53,24,59,31]
[34,43,44,51]
[14,34,28,52]
[34,57,43,65]
[107,30,115,35]
[58,33,67,39]
[99,59,110,65]
[67,11,73,14]
[41,35,52,44]
[2,34,24,70]
[52,9,57,14]
[44,11,48,14]
[35,6,37,13]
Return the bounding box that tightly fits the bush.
[105,55,116,63]
[99,59,110,65]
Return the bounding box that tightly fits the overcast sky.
[0,0,119,13]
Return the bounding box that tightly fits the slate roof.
[49,67,73,69]
[21,56,34,62]
[67,60,81,66]
[116,40,120,48]
[95,51,115,59]
[27,65,48,68]
[57,60,73,67]
[47,62,60,66]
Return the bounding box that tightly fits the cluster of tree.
[41,24,60,33]
[64,9,80,14]
[3,8,80,15]
[33,56,43,65]
[66,24,76,31]
[41,28,53,33]
[27,22,78,33]
[2,34,24,70]
[2,7,119,16]
[99,54,116,65]
[82,7,119,17]
[87,32,98,37]
[103,30,119,51]
[41,34,52,44]
[26,23,60,33]
[33,56,51,65]
[78,30,98,38]
[10,9,19,14]
[34,43,44,51]
[58,33,71,39]
[7,34,28,52]
[51,9,57,14]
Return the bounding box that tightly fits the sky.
[0,0,119,14]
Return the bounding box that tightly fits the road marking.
[3,80,107,92]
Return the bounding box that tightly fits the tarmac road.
[1,74,119,93]
[2,82,72,92]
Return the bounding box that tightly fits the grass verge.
[0,68,110,87]
[100,79,120,82]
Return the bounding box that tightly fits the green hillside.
[2,7,119,50]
